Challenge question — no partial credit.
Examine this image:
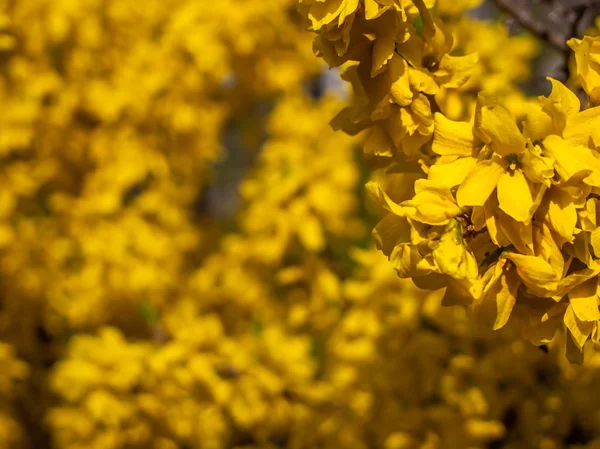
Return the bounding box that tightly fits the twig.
[494,0,571,51]
[494,0,600,83]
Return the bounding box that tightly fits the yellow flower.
[433,95,553,225]
[435,14,538,121]
[304,0,477,170]
[302,0,360,31]
[431,219,479,280]
[240,94,363,260]
[364,64,600,360]
[0,343,28,449]
[568,35,600,104]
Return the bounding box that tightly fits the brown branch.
[494,0,600,84]
[494,0,572,51]
[495,0,600,51]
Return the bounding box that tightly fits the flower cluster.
[240,94,364,262]
[369,41,600,363]
[300,0,600,362]
[48,235,600,449]
[0,344,28,449]
[435,0,538,120]
[298,0,478,167]
[0,1,322,444]
[7,0,600,447]
[0,0,317,352]
[43,91,600,449]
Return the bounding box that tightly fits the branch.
[494,0,572,51]
[493,0,600,83]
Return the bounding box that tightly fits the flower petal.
[475,93,526,156]
[432,112,475,157]
[428,157,477,188]
[569,277,600,322]
[539,77,580,133]
[497,171,533,223]
[564,304,594,350]
[456,159,505,207]
[543,135,600,186]
[534,187,577,244]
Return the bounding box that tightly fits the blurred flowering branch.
[495,0,600,50]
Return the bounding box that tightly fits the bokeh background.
[3,1,600,449]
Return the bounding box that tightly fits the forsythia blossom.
[240,94,363,261]
[368,63,600,363]
[0,344,28,449]
[301,0,600,363]
[435,0,538,119]
[7,0,600,447]
[299,0,478,167]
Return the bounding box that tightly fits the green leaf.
[139,302,159,325]
[413,16,424,37]
[251,318,264,336]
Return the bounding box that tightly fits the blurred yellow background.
[1,1,600,449]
